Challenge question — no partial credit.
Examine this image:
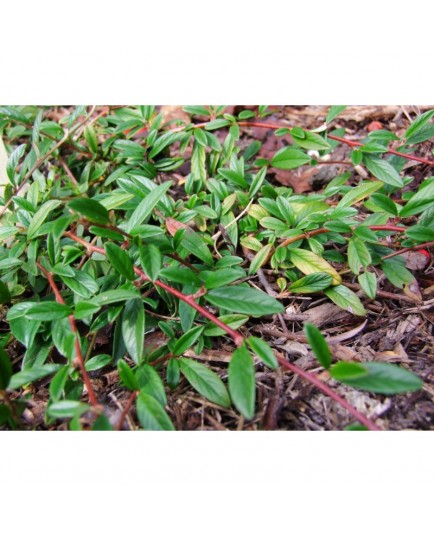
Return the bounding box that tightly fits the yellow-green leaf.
[288,248,342,285]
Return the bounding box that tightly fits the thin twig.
[115,391,137,431]
[36,261,99,408]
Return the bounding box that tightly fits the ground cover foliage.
[0,105,433,430]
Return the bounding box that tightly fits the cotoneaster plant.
[0,105,432,430]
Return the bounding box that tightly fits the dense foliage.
[0,105,432,430]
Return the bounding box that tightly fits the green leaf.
[27,200,61,239]
[363,155,403,187]
[148,131,185,159]
[206,286,284,316]
[8,364,60,390]
[125,180,172,233]
[290,128,331,150]
[326,105,346,123]
[179,357,230,408]
[405,225,434,242]
[248,244,273,275]
[324,285,366,316]
[249,167,267,197]
[92,414,114,430]
[201,267,244,290]
[136,364,167,406]
[117,359,139,391]
[136,392,175,430]
[246,337,278,369]
[337,181,383,208]
[172,326,204,356]
[271,147,311,169]
[139,244,162,281]
[203,314,249,336]
[0,350,13,390]
[180,227,214,266]
[381,259,414,289]
[191,141,207,184]
[304,323,332,369]
[121,299,145,364]
[348,237,371,275]
[68,198,110,224]
[228,344,255,419]
[166,358,180,389]
[287,248,342,285]
[0,280,11,304]
[288,273,333,294]
[105,243,135,280]
[204,119,231,130]
[6,143,26,184]
[89,289,141,306]
[49,365,71,401]
[330,361,422,394]
[85,354,112,372]
[370,193,399,216]
[47,400,89,419]
[358,272,377,299]
[25,301,72,321]
[405,109,434,140]
[84,125,98,154]
[400,180,434,218]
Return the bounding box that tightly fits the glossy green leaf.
[405,225,434,242]
[8,364,60,390]
[27,200,61,239]
[358,272,377,299]
[228,344,255,419]
[290,128,330,150]
[68,198,110,224]
[326,105,346,123]
[288,272,333,293]
[179,357,230,408]
[126,180,172,233]
[47,400,89,419]
[405,109,434,140]
[288,248,342,285]
[304,323,332,369]
[136,392,175,430]
[117,359,139,391]
[121,299,145,364]
[400,181,434,218]
[206,286,284,316]
[49,365,71,401]
[25,301,72,321]
[271,147,311,169]
[201,267,244,289]
[172,326,204,356]
[139,243,162,281]
[330,361,422,394]
[105,243,135,280]
[337,181,383,208]
[136,364,167,406]
[246,337,278,369]
[248,243,273,275]
[348,237,371,275]
[325,285,366,316]
[85,354,112,372]
[363,155,403,187]
[166,358,180,389]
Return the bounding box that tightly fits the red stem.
[36,261,99,408]
[64,230,380,430]
[275,356,381,431]
[115,390,137,431]
[234,121,433,167]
